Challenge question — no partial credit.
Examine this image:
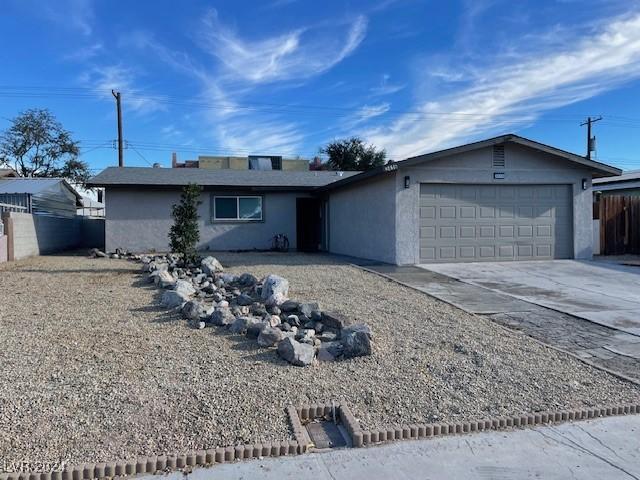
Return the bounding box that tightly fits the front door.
[296,198,322,252]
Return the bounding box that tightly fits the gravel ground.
[1,252,639,469]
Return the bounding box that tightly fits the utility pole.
[580,116,602,161]
[111,90,124,167]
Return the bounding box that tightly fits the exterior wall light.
[404,175,410,188]
[582,178,588,190]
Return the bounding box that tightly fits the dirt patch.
[1,251,639,468]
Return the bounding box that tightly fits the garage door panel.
[420,206,436,218]
[440,226,456,238]
[480,206,496,218]
[420,226,436,239]
[536,225,552,237]
[479,225,495,238]
[499,206,515,218]
[420,247,436,260]
[498,245,515,258]
[460,226,476,238]
[459,206,476,218]
[439,246,456,259]
[440,206,457,218]
[419,184,573,262]
[499,225,515,238]
[459,246,476,258]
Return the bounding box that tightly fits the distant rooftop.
[593,170,640,185]
[0,177,80,198]
[0,168,18,178]
[87,167,360,189]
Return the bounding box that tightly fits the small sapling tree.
[168,183,202,265]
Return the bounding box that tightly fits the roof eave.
[317,164,398,192]
[86,182,325,191]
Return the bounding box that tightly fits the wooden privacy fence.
[596,195,640,255]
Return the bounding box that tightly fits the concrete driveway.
[420,260,640,336]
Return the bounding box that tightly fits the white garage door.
[419,184,573,263]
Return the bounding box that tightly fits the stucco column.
[395,169,419,265]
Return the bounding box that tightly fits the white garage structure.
[324,134,621,265]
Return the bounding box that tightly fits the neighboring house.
[0,178,105,261]
[0,168,19,179]
[0,177,82,216]
[171,152,309,171]
[88,134,620,265]
[593,170,640,197]
[77,196,105,217]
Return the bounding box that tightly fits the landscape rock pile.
[99,250,373,366]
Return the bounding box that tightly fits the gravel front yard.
[1,252,639,469]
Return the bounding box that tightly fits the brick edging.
[351,264,640,388]
[3,401,639,480]
[0,437,301,480]
[354,403,640,447]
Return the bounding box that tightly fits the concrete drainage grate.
[286,402,363,451]
[305,421,349,450]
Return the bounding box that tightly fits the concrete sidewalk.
[140,416,640,480]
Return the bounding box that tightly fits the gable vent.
[492,145,505,167]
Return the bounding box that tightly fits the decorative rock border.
[1,402,638,480]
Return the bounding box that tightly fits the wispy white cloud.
[215,117,305,155]
[370,74,405,96]
[265,0,299,9]
[348,102,391,127]
[64,42,103,61]
[366,12,640,158]
[78,65,166,114]
[44,0,94,36]
[124,9,368,154]
[199,9,367,84]
[161,125,184,138]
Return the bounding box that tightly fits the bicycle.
[271,233,290,252]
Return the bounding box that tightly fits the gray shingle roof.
[593,170,640,185]
[87,167,360,189]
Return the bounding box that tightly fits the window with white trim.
[213,195,263,221]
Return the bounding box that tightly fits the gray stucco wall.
[395,143,594,265]
[3,211,89,260]
[327,175,396,264]
[105,188,307,253]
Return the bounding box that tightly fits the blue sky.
[2,0,640,174]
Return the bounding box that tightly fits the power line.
[128,143,154,167]
[0,85,618,122]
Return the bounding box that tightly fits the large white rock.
[261,274,289,306]
[257,326,284,347]
[174,279,196,297]
[161,290,190,309]
[201,256,224,275]
[156,270,176,288]
[277,337,315,366]
[210,307,236,326]
[182,300,205,321]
